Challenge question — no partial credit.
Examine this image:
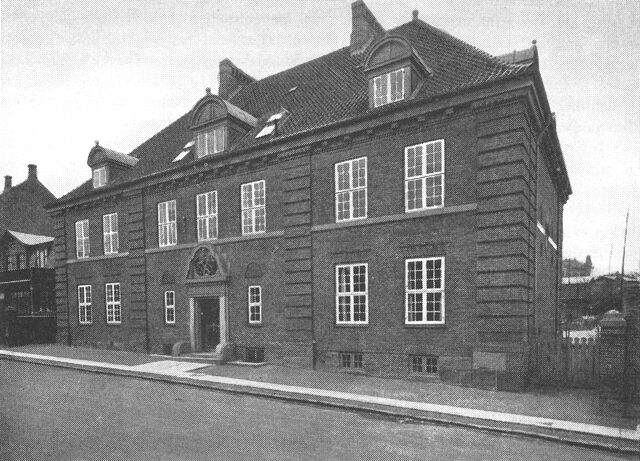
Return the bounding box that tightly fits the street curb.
[1,351,638,455]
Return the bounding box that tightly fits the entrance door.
[199,298,220,351]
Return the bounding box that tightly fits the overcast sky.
[1,0,638,274]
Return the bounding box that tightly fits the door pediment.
[185,245,229,284]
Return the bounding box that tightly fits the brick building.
[0,165,56,345]
[48,1,570,389]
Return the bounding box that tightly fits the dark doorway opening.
[198,297,220,351]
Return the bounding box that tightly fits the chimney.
[4,175,12,191]
[28,164,37,180]
[350,0,385,56]
[218,59,256,100]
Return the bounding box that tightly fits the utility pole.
[620,210,629,310]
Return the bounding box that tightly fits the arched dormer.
[87,142,138,188]
[364,36,431,108]
[189,89,257,159]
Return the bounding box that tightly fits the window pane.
[353,295,367,322]
[336,191,350,221]
[408,293,423,322]
[352,189,366,218]
[353,265,366,292]
[426,292,442,322]
[337,267,350,293]
[425,175,443,208]
[337,162,350,191]
[338,296,351,322]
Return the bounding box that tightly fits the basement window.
[340,352,363,369]
[245,347,265,363]
[410,355,438,374]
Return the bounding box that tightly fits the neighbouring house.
[0,165,57,345]
[562,255,593,277]
[47,1,570,390]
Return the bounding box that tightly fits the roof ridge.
[390,19,519,69]
[229,45,355,99]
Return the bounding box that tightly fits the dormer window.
[87,142,137,189]
[364,36,431,109]
[93,167,107,188]
[373,69,405,107]
[196,126,226,158]
[189,89,257,159]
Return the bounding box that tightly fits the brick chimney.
[28,164,37,180]
[218,59,256,100]
[350,0,385,56]
[4,175,12,191]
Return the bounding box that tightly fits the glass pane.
[352,189,366,218]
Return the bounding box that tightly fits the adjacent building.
[48,1,570,389]
[0,165,56,345]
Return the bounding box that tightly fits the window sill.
[106,323,122,326]
[67,252,129,264]
[404,323,446,329]
[247,323,263,327]
[313,203,477,233]
[335,323,369,327]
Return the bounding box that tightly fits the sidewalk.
[2,344,638,454]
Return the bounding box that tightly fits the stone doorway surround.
[184,244,231,356]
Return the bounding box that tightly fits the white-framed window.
[164,291,175,324]
[93,167,107,188]
[36,248,48,268]
[410,355,438,374]
[77,285,92,325]
[241,180,266,235]
[248,285,262,324]
[105,282,121,324]
[405,257,445,324]
[405,139,445,211]
[75,219,90,259]
[336,263,368,324]
[335,157,367,222]
[196,126,226,158]
[196,191,218,241]
[103,213,119,255]
[373,68,405,107]
[158,200,177,247]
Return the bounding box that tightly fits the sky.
[1,0,638,275]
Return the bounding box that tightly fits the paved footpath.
[1,345,638,455]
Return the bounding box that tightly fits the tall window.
[373,69,404,107]
[36,248,48,268]
[405,140,444,212]
[336,263,368,324]
[93,167,107,188]
[241,180,266,235]
[103,213,119,254]
[78,285,92,324]
[158,200,177,247]
[105,283,121,324]
[75,219,90,259]
[196,191,218,241]
[248,286,262,324]
[335,157,367,222]
[196,126,225,158]
[164,291,175,324]
[406,257,445,324]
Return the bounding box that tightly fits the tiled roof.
[57,19,533,204]
[0,176,56,235]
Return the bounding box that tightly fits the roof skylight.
[172,139,195,162]
[255,124,276,138]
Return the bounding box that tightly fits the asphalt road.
[0,361,633,461]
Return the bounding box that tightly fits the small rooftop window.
[172,140,196,162]
[255,124,276,138]
[255,108,289,139]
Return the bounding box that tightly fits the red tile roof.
[57,19,533,204]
